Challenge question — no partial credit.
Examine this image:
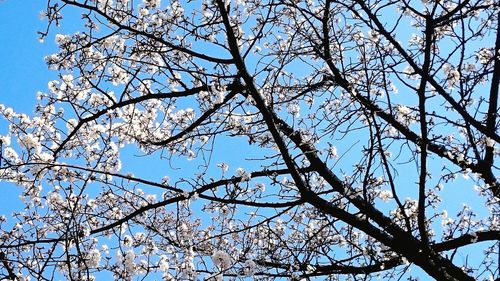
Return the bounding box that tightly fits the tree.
[0,0,499,280]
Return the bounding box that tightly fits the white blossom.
[124,250,136,271]
[123,235,133,247]
[378,190,393,202]
[328,144,338,158]
[396,105,411,115]
[477,48,493,64]
[485,137,495,147]
[235,167,251,181]
[158,255,170,272]
[85,249,101,268]
[242,259,256,276]
[211,250,231,270]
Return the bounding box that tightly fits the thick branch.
[484,10,500,196]
[0,252,17,280]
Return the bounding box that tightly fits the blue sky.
[0,0,55,216]
[0,1,50,113]
[0,1,496,280]
[0,3,270,279]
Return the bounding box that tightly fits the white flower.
[477,48,493,64]
[143,0,160,9]
[2,107,13,118]
[462,168,472,180]
[123,235,133,246]
[62,74,73,83]
[443,64,460,87]
[217,163,229,172]
[0,135,11,146]
[158,255,169,272]
[287,103,300,118]
[3,147,19,161]
[403,65,416,79]
[134,232,146,242]
[162,176,170,185]
[20,134,39,149]
[352,31,364,42]
[47,192,63,209]
[470,233,478,243]
[485,137,495,147]
[235,168,251,181]
[378,190,393,202]
[386,126,397,136]
[441,210,448,219]
[101,244,109,254]
[242,259,256,276]
[442,217,454,226]
[86,249,101,268]
[211,250,231,270]
[328,144,338,158]
[396,105,411,115]
[48,80,59,93]
[409,34,424,46]
[448,69,460,85]
[151,14,163,26]
[124,250,136,271]
[139,7,149,16]
[255,183,265,192]
[368,30,380,42]
[66,119,78,131]
[55,34,69,45]
[187,150,195,160]
[390,83,398,94]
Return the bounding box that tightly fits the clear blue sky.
[0,1,56,113]
[0,1,495,280]
[0,0,56,217]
